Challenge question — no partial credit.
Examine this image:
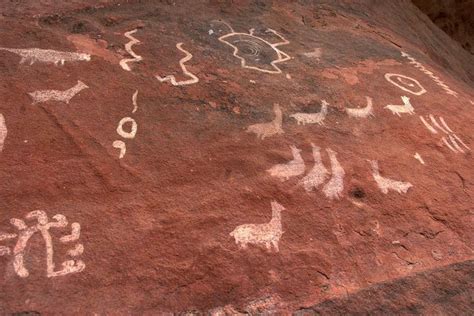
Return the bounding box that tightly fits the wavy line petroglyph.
[346,96,375,118]
[28,80,88,104]
[322,148,345,200]
[385,96,415,116]
[229,200,285,252]
[369,160,412,194]
[385,73,426,96]
[301,143,329,192]
[0,114,7,153]
[156,43,199,86]
[419,115,470,154]
[267,145,305,181]
[290,100,328,125]
[246,103,284,139]
[0,47,90,65]
[119,29,143,71]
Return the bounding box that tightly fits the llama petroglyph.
[301,143,329,192]
[0,114,6,152]
[385,73,426,96]
[346,96,375,118]
[290,100,328,125]
[156,43,199,86]
[419,115,470,154]
[28,80,88,104]
[0,210,85,278]
[385,96,415,116]
[0,47,90,65]
[229,200,285,252]
[369,160,413,194]
[322,149,345,200]
[119,29,143,71]
[267,145,305,181]
[246,103,284,139]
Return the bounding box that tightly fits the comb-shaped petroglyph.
[290,100,328,125]
[322,148,345,200]
[0,114,6,152]
[0,210,85,278]
[119,29,143,71]
[385,73,426,96]
[267,145,305,181]
[369,160,413,194]
[229,200,285,252]
[156,43,199,86]
[247,103,284,139]
[346,96,375,118]
[301,143,329,192]
[28,80,88,104]
[0,47,90,65]
[419,115,470,154]
[385,96,415,116]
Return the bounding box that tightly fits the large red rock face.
[0,0,472,313]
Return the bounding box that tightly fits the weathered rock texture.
[0,0,473,314]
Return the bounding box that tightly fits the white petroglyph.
[369,160,413,194]
[0,47,90,65]
[156,43,199,86]
[113,140,126,159]
[414,153,425,165]
[67,243,84,257]
[301,143,329,192]
[385,96,415,116]
[0,210,85,278]
[303,48,322,61]
[419,115,470,154]
[132,90,138,113]
[290,100,328,125]
[401,51,458,97]
[267,145,305,181]
[119,29,143,71]
[116,117,137,139]
[322,148,345,200]
[419,116,438,134]
[246,103,284,139]
[346,96,375,118]
[385,73,426,96]
[229,200,285,252]
[28,80,88,104]
[0,114,7,152]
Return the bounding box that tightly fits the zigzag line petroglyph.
[267,145,305,181]
[0,47,90,65]
[322,148,345,200]
[156,43,199,86]
[119,29,143,71]
[385,96,415,116]
[290,100,328,125]
[301,143,329,192]
[419,115,470,154]
[247,103,284,139]
[369,160,412,194]
[28,80,88,104]
[0,114,6,153]
[346,96,375,118]
[385,73,426,96]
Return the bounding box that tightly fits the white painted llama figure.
[246,103,284,140]
[290,100,328,125]
[229,200,285,252]
[267,145,305,181]
[369,160,413,194]
[0,47,90,65]
[301,143,329,192]
[322,148,345,199]
[29,80,89,104]
[385,96,415,116]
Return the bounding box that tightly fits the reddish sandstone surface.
[0,0,473,314]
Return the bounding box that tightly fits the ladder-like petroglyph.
[368,160,413,194]
[0,210,85,278]
[322,149,345,200]
[385,73,426,96]
[385,96,415,116]
[119,29,143,71]
[290,100,328,125]
[113,91,139,159]
[301,143,329,192]
[0,47,90,65]
[419,115,470,154]
[246,103,284,139]
[156,43,199,86]
[346,96,375,118]
[267,145,305,181]
[28,80,89,104]
[0,114,6,153]
[229,200,285,252]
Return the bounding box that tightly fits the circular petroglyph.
[116,117,137,139]
[385,73,427,95]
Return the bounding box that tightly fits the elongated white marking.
[385,96,415,116]
[0,114,7,152]
[29,80,88,104]
[113,140,126,159]
[419,116,438,134]
[442,136,457,153]
[448,134,465,153]
[247,103,284,139]
[290,100,328,125]
[385,73,426,95]
[0,47,90,65]
[301,143,329,192]
[439,117,454,133]
[116,117,137,139]
[346,96,374,118]
[429,115,448,134]
[267,145,305,181]
[452,134,470,150]
[322,148,345,199]
[132,90,138,113]
[369,160,412,194]
[414,153,425,165]
[119,29,143,71]
[156,43,199,86]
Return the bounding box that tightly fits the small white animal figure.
[229,200,285,252]
[346,96,375,118]
[0,114,7,152]
[0,47,90,65]
[267,145,305,181]
[247,103,284,140]
[385,96,415,116]
[290,100,328,125]
[301,143,329,192]
[369,160,413,194]
[28,81,89,104]
[322,148,345,199]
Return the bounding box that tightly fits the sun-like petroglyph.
[0,47,90,65]
[401,51,457,97]
[267,145,305,181]
[368,160,413,194]
[0,114,7,153]
[156,43,199,86]
[229,200,285,252]
[113,91,139,159]
[0,210,85,278]
[215,21,291,74]
[419,115,470,154]
[385,96,415,116]
[301,144,329,192]
[290,100,328,125]
[119,29,143,72]
[247,103,284,139]
[322,149,345,200]
[414,152,425,165]
[385,73,426,96]
[28,80,88,104]
[346,96,375,118]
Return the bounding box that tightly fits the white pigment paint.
[156,43,199,86]
[132,90,138,113]
[290,100,328,125]
[385,96,415,116]
[322,148,345,199]
[119,29,143,71]
[419,116,438,134]
[419,115,471,153]
[112,140,126,159]
[0,47,90,65]
[301,143,329,192]
[414,153,425,165]
[346,96,375,118]
[369,160,412,194]
[384,73,426,96]
[28,80,88,104]
[0,114,7,152]
[116,117,137,139]
[267,145,305,181]
[246,103,284,139]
